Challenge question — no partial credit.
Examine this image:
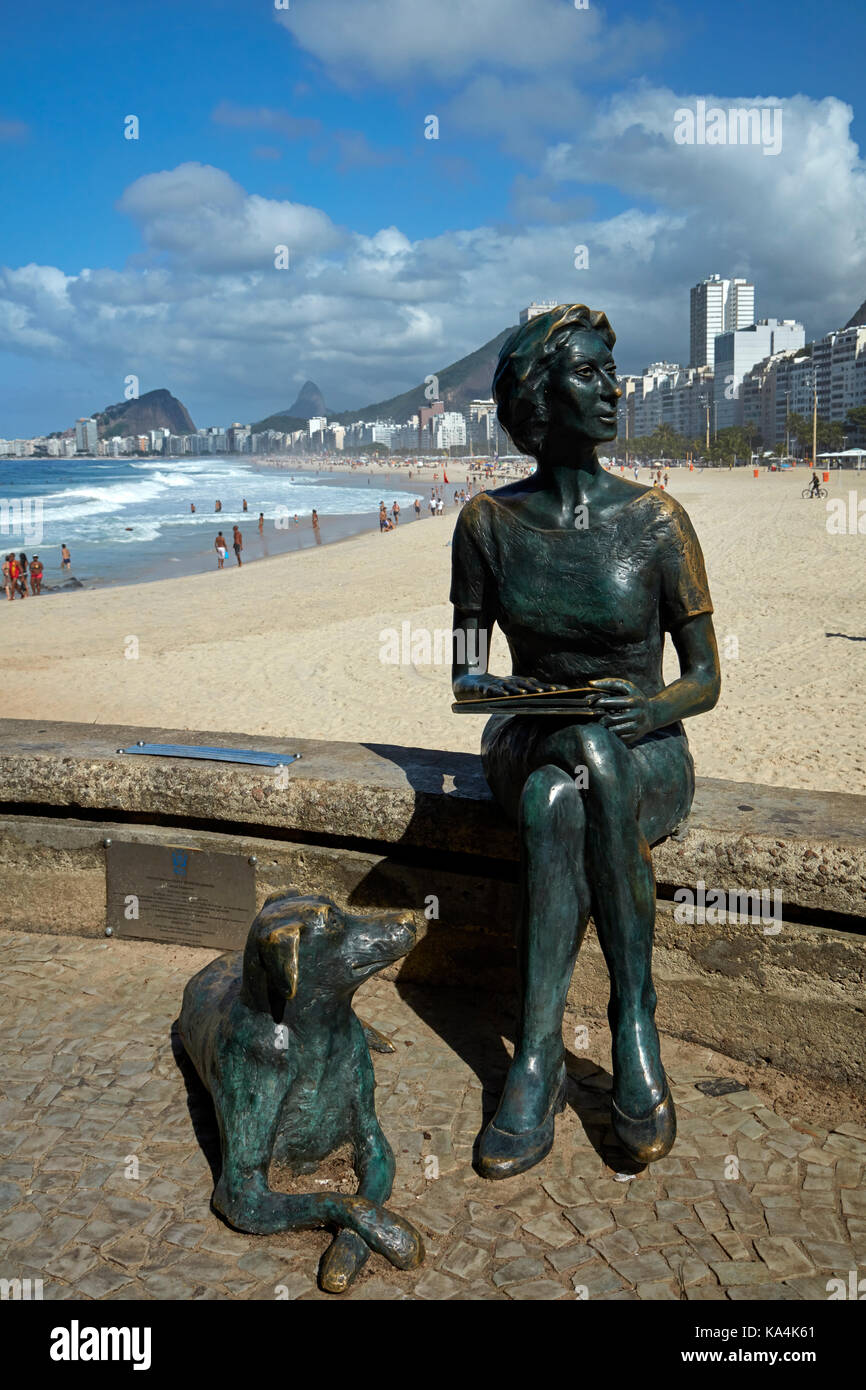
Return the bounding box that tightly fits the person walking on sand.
[215,531,227,569]
[3,554,13,601]
[437,496,444,517]
[233,524,243,566]
[29,554,43,595]
[61,543,71,571]
[258,512,264,535]
[414,497,421,519]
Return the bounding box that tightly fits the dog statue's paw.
[359,1018,397,1054]
[377,1210,425,1271]
[319,1229,370,1293]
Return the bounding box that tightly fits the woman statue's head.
[493,303,619,457]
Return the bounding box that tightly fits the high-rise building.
[74,417,99,454]
[714,319,805,429]
[690,274,756,370]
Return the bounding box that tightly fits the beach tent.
[818,448,866,469]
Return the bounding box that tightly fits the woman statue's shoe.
[477,1063,568,1180]
[611,1083,676,1164]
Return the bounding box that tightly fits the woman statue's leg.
[562,723,675,1163]
[478,763,589,1179]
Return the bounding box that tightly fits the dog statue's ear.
[262,925,300,999]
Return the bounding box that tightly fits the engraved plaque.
[106,841,256,950]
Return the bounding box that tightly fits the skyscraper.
[690,274,756,370]
[74,417,99,454]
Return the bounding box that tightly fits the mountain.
[95,388,196,438]
[253,324,518,434]
[288,380,328,418]
[845,298,866,330]
[331,325,518,425]
[251,379,327,433]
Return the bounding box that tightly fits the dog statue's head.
[240,891,417,1016]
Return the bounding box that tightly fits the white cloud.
[543,88,866,334]
[3,85,866,433]
[117,162,346,271]
[275,0,666,84]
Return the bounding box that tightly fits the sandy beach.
[4,466,864,795]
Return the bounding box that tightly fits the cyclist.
[809,471,822,498]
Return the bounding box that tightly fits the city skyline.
[2,1,866,438]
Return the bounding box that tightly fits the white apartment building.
[690,275,755,370]
[519,301,558,326]
[433,411,467,450]
[715,319,805,429]
[74,417,99,454]
[742,324,866,445]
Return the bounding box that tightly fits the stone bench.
[0,718,864,1097]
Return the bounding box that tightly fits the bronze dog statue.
[179,891,424,1293]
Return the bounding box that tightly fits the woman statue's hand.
[588,678,655,744]
[453,674,569,702]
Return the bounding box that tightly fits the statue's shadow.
[170,1023,223,1187]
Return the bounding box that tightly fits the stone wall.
[0,719,864,1094]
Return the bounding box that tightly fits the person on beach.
[392,500,400,525]
[311,509,319,529]
[258,513,264,534]
[215,500,222,512]
[414,498,421,519]
[809,471,822,498]
[9,555,25,598]
[19,554,28,592]
[379,502,388,532]
[61,543,71,571]
[293,514,299,526]
[215,531,227,569]
[29,555,43,595]
[437,496,444,516]
[190,503,196,513]
[3,554,13,601]
[243,499,248,512]
[233,525,243,566]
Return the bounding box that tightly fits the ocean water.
[0,455,431,590]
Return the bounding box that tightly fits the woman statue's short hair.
[493,303,616,457]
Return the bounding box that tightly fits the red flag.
[443,470,449,483]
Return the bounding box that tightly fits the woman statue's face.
[544,329,621,443]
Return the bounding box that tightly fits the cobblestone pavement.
[1,929,865,1302]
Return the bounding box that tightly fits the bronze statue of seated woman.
[450,304,720,1178]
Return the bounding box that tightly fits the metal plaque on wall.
[106,841,256,950]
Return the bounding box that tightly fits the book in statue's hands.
[451,686,602,716]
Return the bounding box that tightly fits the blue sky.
[2,0,865,435]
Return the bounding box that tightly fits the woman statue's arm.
[590,613,721,743]
[451,607,566,702]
